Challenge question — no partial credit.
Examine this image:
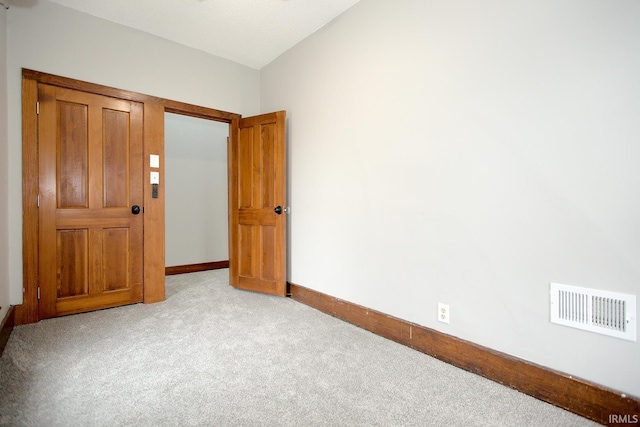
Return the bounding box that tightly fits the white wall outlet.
[438,303,450,324]
[150,171,160,184]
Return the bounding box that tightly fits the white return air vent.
[550,283,636,342]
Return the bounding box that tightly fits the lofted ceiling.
[43,0,361,70]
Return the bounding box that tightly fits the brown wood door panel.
[56,290,135,317]
[38,84,143,319]
[229,111,287,296]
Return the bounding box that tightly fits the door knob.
[274,206,290,215]
[131,205,141,215]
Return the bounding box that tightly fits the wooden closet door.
[38,84,144,318]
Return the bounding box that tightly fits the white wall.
[0,6,9,323]
[6,1,260,306]
[165,113,229,267]
[261,0,640,396]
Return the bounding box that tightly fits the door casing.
[19,69,241,324]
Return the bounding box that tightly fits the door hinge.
[37,287,40,300]
[37,194,40,208]
[36,101,40,115]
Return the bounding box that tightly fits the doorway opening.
[164,113,230,275]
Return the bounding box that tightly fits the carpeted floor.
[0,269,597,426]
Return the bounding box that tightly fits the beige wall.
[261,0,640,395]
[165,113,229,267]
[0,7,8,323]
[6,0,260,305]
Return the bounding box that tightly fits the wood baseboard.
[165,260,229,276]
[288,283,640,426]
[0,306,16,357]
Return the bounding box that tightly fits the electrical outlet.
[438,303,450,324]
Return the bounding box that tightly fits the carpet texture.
[0,270,596,426]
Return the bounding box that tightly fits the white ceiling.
[44,0,361,70]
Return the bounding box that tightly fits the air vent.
[550,283,637,342]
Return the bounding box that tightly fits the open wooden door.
[229,111,287,296]
[38,84,144,318]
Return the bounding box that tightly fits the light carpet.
[0,269,597,426]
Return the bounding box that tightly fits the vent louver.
[550,283,636,342]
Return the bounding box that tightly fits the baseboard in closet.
[165,261,229,276]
